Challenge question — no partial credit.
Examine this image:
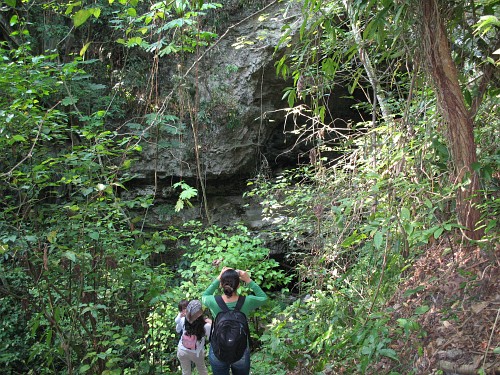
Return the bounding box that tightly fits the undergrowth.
[244,97,498,373]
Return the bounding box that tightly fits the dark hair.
[184,316,206,341]
[220,269,240,297]
[178,299,188,312]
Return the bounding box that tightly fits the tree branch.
[468,39,500,120]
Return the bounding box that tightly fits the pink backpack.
[181,331,197,350]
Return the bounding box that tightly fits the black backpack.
[210,295,250,363]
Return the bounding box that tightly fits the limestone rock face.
[125,2,358,228]
[131,1,303,192]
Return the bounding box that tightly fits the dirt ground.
[375,238,500,374]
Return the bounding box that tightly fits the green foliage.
[245,114,467,371]
[144,289,184,372]
[1,0,498,373]
[0,264,32,370]
[1,1,297,373]
[251,0,499,371]
[173,181,198,212]
[258,258,425,373]
[145,222,292,371]
[260,288,402,373]
[0,43,182,373]
[105,0,222,55]
[250,351,288,375]
[180,222,291,293]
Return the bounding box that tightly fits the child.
[175,299,189,337]
[176,300,211,375]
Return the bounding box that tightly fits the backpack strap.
[214,295,246,312]
[214,295,229,312]
[234,296,246,312]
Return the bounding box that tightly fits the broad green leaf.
[126,37,143,47]
[403,222,414,235]
[414,305,430,315]
[485,219,497,234]
[287,89,296,108]
[374,231,383,249]
[79,364,91,373]
[463,88,472,107]
[73,9,92,28]
[341,230,366,247]
[3,236,17,244]
[201,2,221,10]
[63,251,77,262]
[403,285,425,297]
[400,207,410,220]
[47,231,57,243]
[89,231,99,240]
[91,8,101,18]
[9,15,18,26]
[424,199,433,208]
[379,348,398,361]
[164,18,186,29]
[179,187,197,200]
[319,105,325,122]
[25,235,37,242]
[80,42,91,56]
[61,96,78,106]
[12,134,26,142]
[81,187,93,196]
[433,227,444,239]
[175,200,184,212]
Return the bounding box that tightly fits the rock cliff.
[125,1,359,227]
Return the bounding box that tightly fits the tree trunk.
[421,0,483,240]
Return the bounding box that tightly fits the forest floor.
[374,237,500,374]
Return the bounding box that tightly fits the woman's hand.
[237,270,251,284]
[217,266,232,280]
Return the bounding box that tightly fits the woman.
[176,299,211,375]
[202,267,268,375]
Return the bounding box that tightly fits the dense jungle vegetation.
[0,0,499,374]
